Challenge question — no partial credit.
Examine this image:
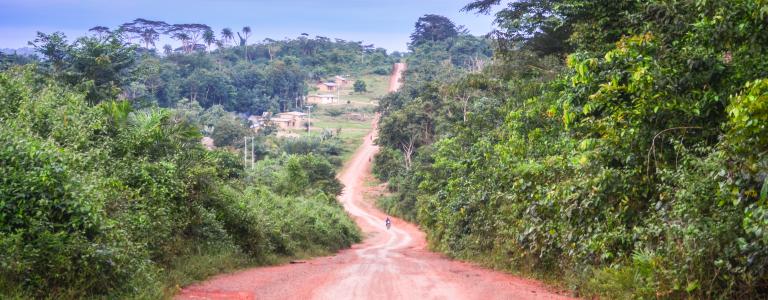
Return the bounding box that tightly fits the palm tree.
[127,108,201,159]
[203,29,216,52]
[220,28,233,47]
[239,26,251,61]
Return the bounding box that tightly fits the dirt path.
[388,62,406,92]
[176,64,573,300]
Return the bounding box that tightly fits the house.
[264,111,307,130]
[277,111,307,121]
[247,112,273,132]
[307,94,338,104]
[334,75,349,87]
[247,115,263,126]
[270,117,295,130]
[316,82,337,92]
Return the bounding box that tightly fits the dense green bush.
[375,3,768,298]
[0,127,146,297]
[0,67,359,298]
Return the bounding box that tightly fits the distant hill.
[0,47,36,56]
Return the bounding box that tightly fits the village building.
[334,75,349,87]
[277,111,307,120]
[258,111,307,130]
[243,111,307,131]
[246,112,273,132]
[316,82,337,92]
[307,93,339,104]
[270,117,295,130]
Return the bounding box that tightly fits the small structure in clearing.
[307,94,338,104]
[316,81,337,92]
[334,75,349,87]
[263,111,307,130]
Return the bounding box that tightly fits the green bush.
[0,67,360,298]
[0,128,145,297]
[372,67,389,75]
[374,1,768,298]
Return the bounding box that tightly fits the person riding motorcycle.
[385,216,392,229]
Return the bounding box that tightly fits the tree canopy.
[409,14,459,50]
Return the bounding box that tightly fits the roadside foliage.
[375,1,768,298]
[0,22,377,297]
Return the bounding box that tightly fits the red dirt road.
[388,62,406,92]
[176,64,574,300]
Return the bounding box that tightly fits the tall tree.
[462,0,638,54]
[171,32,191,53]
[69,34,136,103]
[408,14,459,50]
[88,26,111,39]
[162,44,173,55]
[28,31,70,74]
[221,28,234,47]
[139,28,160,49]
[166,23,212,53]
[238,26,252,61]
[118,18,169,49]
[203,29,216,52]
[264,38,281,61]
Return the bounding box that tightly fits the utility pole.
[243,137,248,166]
[305,105,313,134]
[243,136,257,169]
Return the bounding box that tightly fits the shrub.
[0,68,361,298]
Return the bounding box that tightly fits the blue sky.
[0,0,497,52]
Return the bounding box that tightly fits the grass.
[308,74,389,107]
[159,245,342,299]
[312,117,372,130]
[337,129,370,161]
[339,74,390,104]
[293,72,389,163]
[161,247,253,298]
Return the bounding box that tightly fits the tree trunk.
[401,137,415,170]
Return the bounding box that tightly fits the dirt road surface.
[388,63,406,92]
[176,64,573,300]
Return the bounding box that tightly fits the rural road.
[388,62,406,92]
[176,64,573,300]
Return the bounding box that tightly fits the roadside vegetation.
[0,66,359,299]
[375,3,768,299]
[0,19,395,298]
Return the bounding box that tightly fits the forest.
[9,19,401,114]
[374,1,768,299]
